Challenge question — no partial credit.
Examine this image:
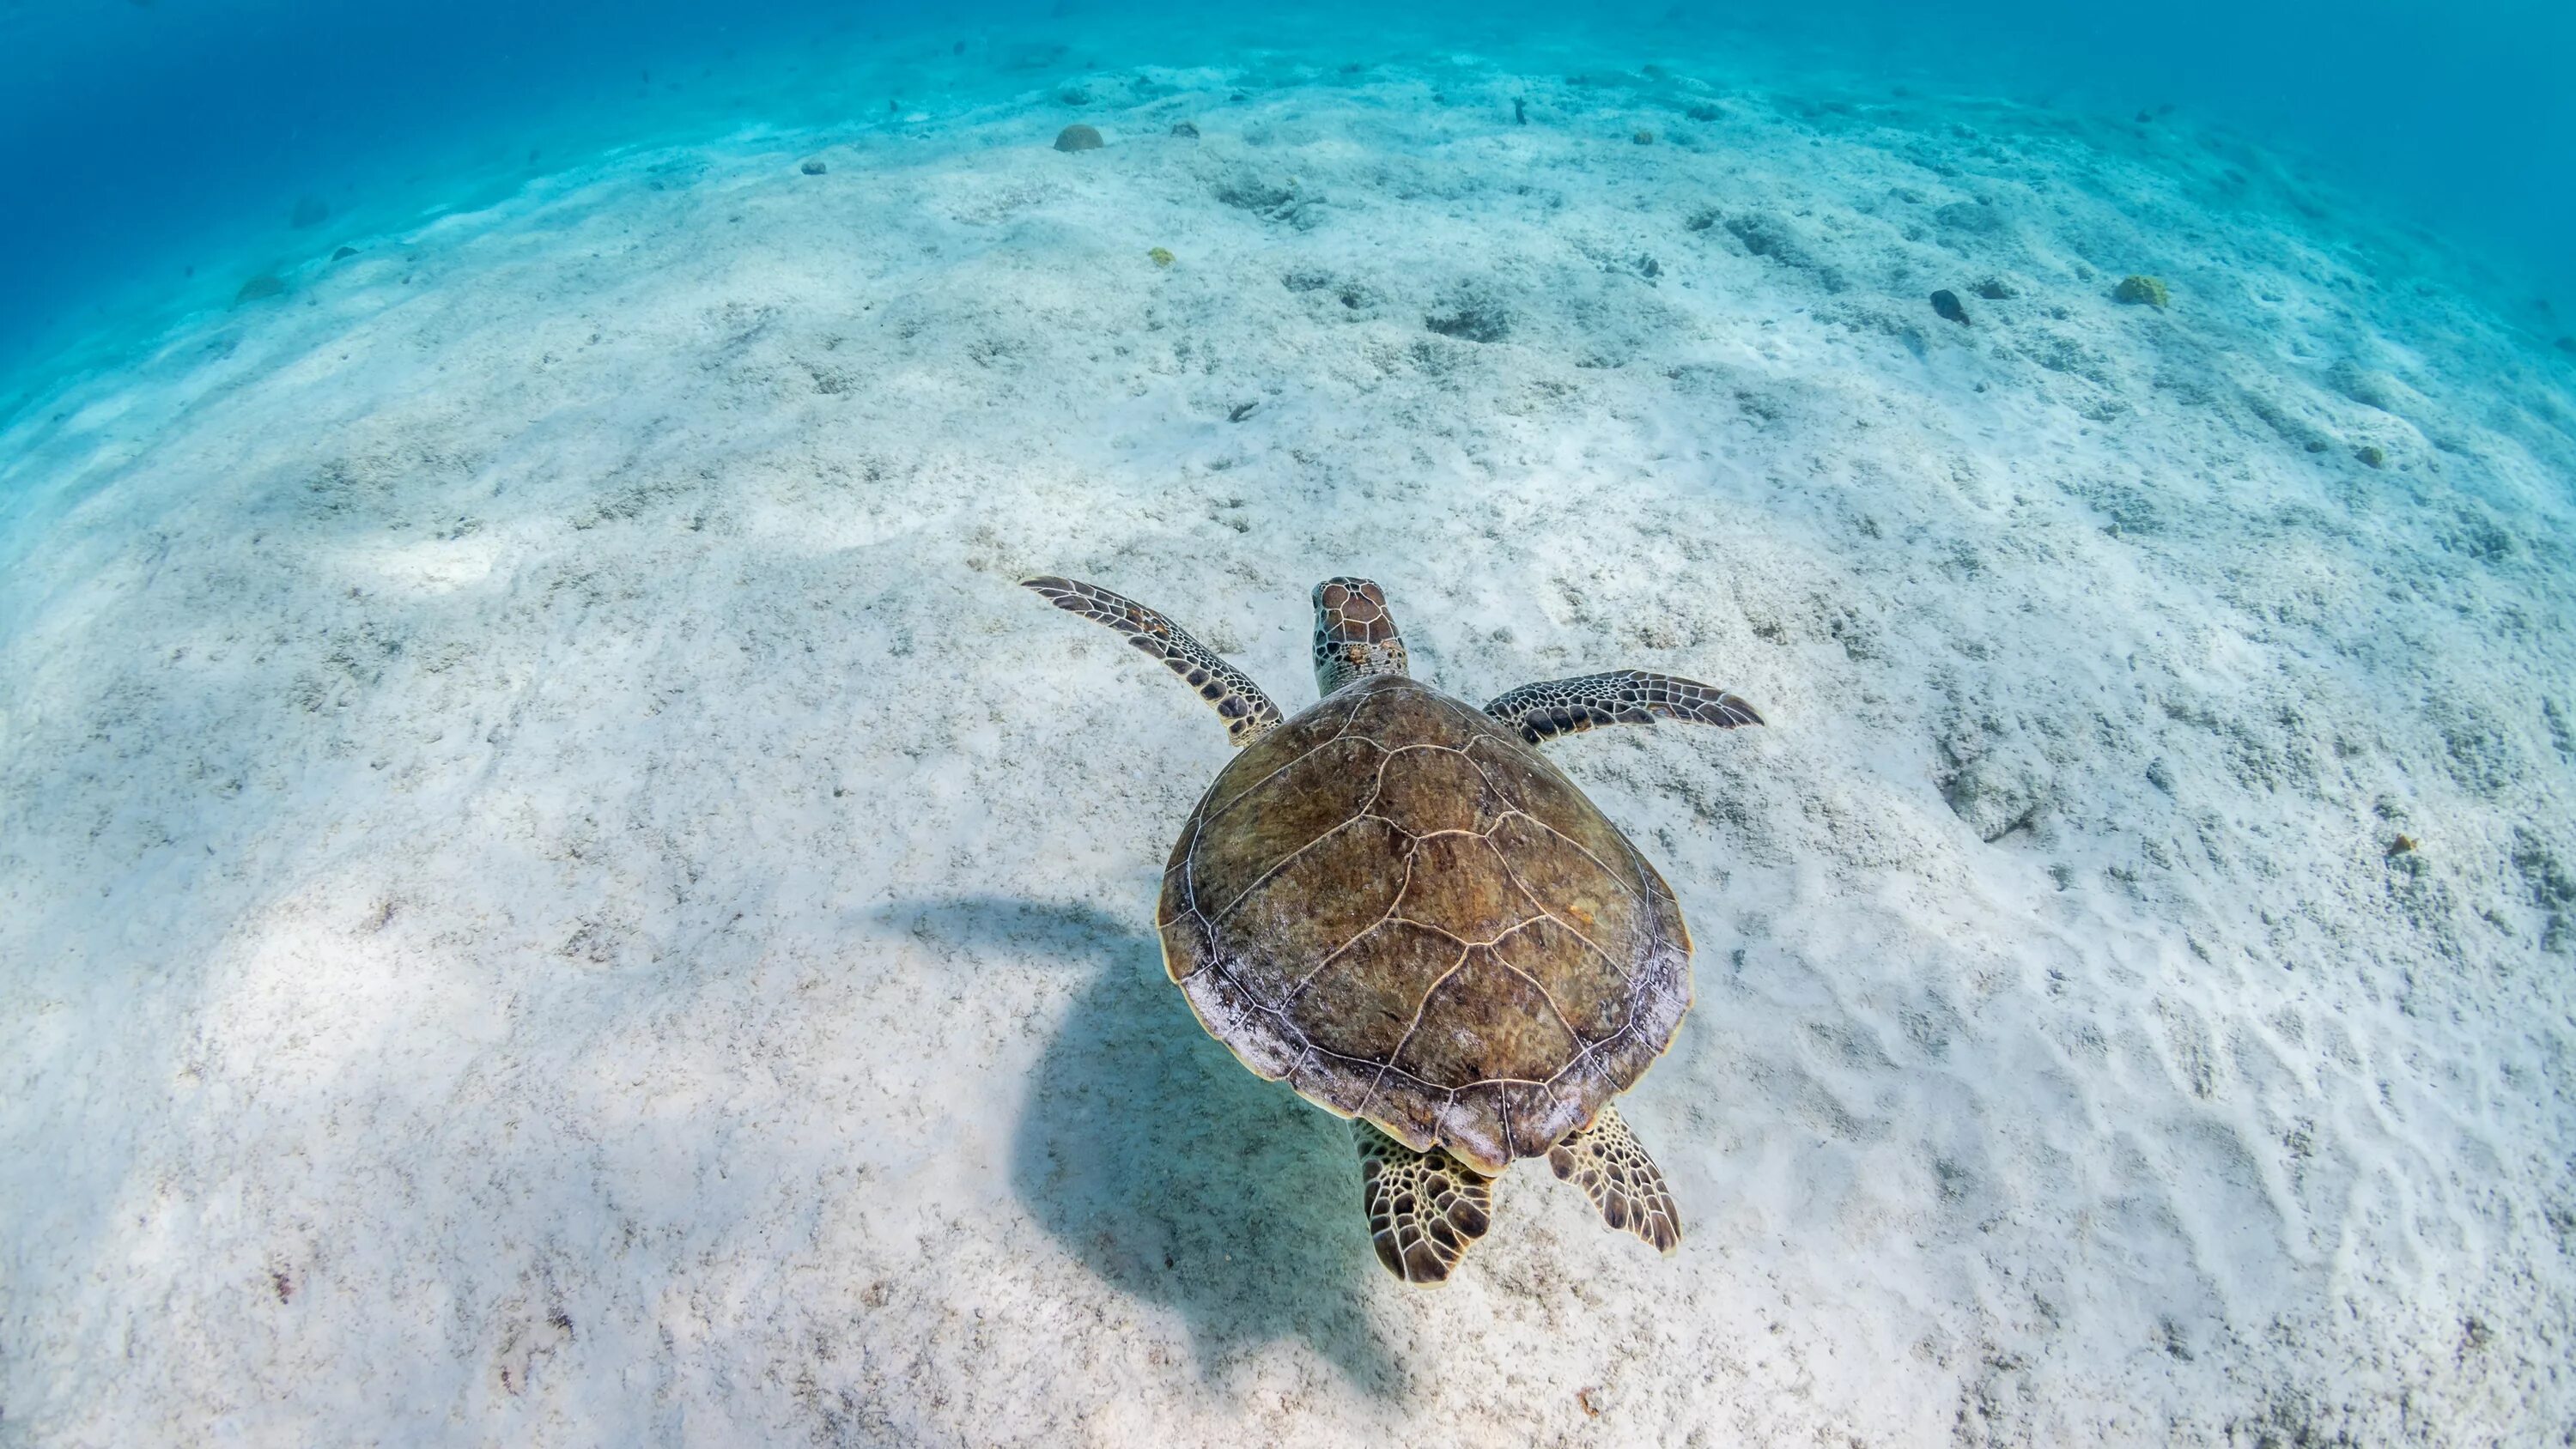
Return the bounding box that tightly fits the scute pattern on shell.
[1158,676,1692,1176]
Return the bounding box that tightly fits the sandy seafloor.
[3,46,2574,1448]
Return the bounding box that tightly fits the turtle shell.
[1157,674,1692,1176]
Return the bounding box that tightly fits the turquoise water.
[3,0,2571,397]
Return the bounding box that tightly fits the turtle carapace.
[1024,575,1762,1283]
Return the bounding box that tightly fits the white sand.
[3,54,2573,1446]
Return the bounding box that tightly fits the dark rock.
[1053,124,1104,153]
[289,196,329,229]
[1059,86,1091,106]
[1170,120,1200,138]
[234,275,285,304]
[1632,129,1655,145]
[800,158,828,175]
[1930,289,1970,325]
[1684,207,1718,232]
[2354,444,2387,468]
[331,246,357,261]
[1686,103,1722,122]
[1972,276,2015,300]
[2114,275,2170,307]
[1513,98,1527,124]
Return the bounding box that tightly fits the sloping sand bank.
[3,62,2572,1446]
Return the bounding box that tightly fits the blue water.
[3,0,2571,391]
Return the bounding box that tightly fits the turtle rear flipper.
[1023,576,1284,747]
[1355,1120,1493,1283]
[1485,670,1761,745]
[1549,1104,1681,1253]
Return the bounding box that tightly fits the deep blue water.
[3,0,2570,391]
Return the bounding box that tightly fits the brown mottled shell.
[1157,675,1692,1176]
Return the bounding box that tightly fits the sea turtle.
[1025,574,1762,1282]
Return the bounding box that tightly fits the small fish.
[1930,288,1970,326]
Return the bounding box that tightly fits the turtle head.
[1312,577,1409,694]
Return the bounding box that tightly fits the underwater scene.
[2,0,2572,1443]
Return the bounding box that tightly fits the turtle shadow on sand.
[891,896,1406,1397]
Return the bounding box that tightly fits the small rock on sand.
[800,158,828,175]
[234,275,285,304]
[1931,289,1970,325]
[1054,124,1104,153]
[2115,275,2171,308]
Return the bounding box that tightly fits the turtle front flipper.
[1547,1104,1681,1254]
[1485,670,1762,746]
[1354,1119,1494,1284]
[1023,576,1284,747]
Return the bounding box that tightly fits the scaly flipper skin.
[1355,1119,1494,1284]
[1023,576,1285,747]
[1546,1104,1681,1254]
[1485,670,1763,745]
